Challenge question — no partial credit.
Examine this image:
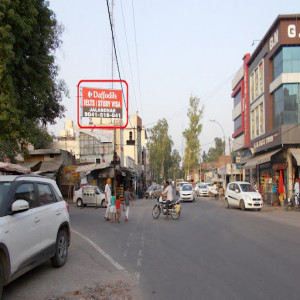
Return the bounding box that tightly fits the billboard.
[77,79,129,130]
[82,87,122,119]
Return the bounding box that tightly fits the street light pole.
[210,120,226,190]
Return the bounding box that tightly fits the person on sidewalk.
[124,186,132,222]
[294,178,299,207]
[104,178,112,221]
[162,181,173,219]
[109,192,116,223]
[115,194,121,223]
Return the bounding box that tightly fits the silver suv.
[0,174,71,297]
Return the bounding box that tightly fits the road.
[3,194,300,299]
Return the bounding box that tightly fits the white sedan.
[179,184,196,202]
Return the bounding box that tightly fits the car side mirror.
[235,189,240,193]
[11,200,29,214]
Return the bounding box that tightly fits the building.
[232,14,300,202]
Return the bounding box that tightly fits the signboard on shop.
[82,87,122,119]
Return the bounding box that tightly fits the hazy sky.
[48,0,300,156]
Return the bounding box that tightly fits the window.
[272,46,300,80]
[250,102,265,139]
[234,115,242,132]
[250,60,264,103]
[234,90,241,107]
[273,83,300,128]
[37,184,56,206]
[14,183,35,208]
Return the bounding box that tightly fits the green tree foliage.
[183,96,203,176]
[149,119,173,182]
[168,149,181,181]
[0,0,68,159]
[206,137,225,162]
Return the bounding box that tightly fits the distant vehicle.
[73,185,106,207]
[179,184,196,202]
[145,184,163,199]
[176,181,188,195]
[205,182,217,191]
[225,181,263,211]
[197,183,209,197]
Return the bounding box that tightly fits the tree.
[202,150,208,163]
[0,0,68,159]
[182,96,203,177]
[206,137,225,162]
[168,149,181,181]
[149,119,173,182]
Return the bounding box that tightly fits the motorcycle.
[152,194,181,220]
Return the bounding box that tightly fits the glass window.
[0,183,11,206]
[14,183,35,208]
[260,103,264,134]
[273,83,300,128]
[272,46,300,80]
[234,90,241,107]
[234,115,242,132]
[37,184,56,206]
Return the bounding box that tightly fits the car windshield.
[200,184,207,189]
[0,182,11,206]
[240,184,256,192]
[182,185,192,191]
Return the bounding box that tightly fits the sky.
[48,0,300,157]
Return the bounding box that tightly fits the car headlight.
[244,194,251,201]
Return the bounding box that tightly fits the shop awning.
[244,149,281,168]
[0,162,30,174]
[75,162,111,173]
[290,148,300,166]
[35,159,64,174]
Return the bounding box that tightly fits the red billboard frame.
[77,79,128,129]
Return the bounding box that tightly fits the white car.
[0,174,71,297]
[197,183,209,197]
[179,184,195,202]
[176,181,188,195]
[225,181,263,211]
[73,185,106,207]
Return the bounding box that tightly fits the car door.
[36,182,63,254]
[227,183,235,206]
[232,184,241,207]
[7,182,42,275]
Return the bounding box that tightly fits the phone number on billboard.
[84,112,122,118]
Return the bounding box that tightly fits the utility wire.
[106,0,134,128]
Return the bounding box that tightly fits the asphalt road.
[3,194,300,299]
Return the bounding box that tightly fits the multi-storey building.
[232,14,300,202]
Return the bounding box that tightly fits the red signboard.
[77,79,128,130]
[82,87,122,119]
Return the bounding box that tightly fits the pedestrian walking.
[115,194,121,223]
[294,178,299,206]
[124,187,132,222]
[110,192,116,223]
[104,178,112,221]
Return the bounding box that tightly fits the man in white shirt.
[104,178,112,220]
[162,181,173,219]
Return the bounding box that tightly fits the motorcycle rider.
[162,180,173,219]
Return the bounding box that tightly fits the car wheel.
[101,199,106,208]
[0,263,3,299]
[225,198,229,209]
[240,200,246,211]
[77,198,83,207]
[51,230,68,268]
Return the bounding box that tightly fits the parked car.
[0,174,71,298]
[205,182,217,191]
[176,181,188,195]
[150,184,163,199]
[73,185,106,207]
[225,181,263,211]
[197,183,209,197]
[179,184,196,202]
[145,185,154,199]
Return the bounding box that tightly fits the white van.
[73,185,106,207]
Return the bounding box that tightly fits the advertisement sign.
[82,87,122,119]
[77,79,129,130]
